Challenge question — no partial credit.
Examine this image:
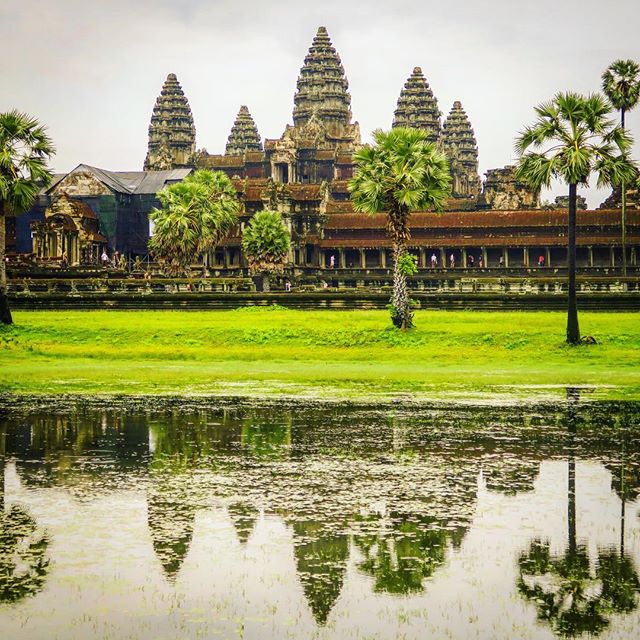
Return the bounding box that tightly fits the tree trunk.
[566,183,580,344]
[621,108,627,278]
[391,243,412,330]
[263,273,270,293]
[0,202,14,325]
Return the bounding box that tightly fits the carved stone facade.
[144,74,196,171]
[554,194,587,210]
[441,102,482,199]
[599,181,640,210]
[30,194,107,264]
[478,166,540,211]
[392,67,441,143]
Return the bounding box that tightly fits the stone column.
[523,248,529,267]
[546,247,551,267]
[504,248,509,268]
[588,246,594,267]
[380,249,386,268]
[439,248,446,268]
[339,249,345,269]
[359,249,366,269]
[482,247,488,268]
[223,249,229,269]
[611,247,616,267]
[462,247,467,268]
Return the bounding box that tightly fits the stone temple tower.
[441,101,481,199]
[392,67,441,144]
[292,26,353,130]
[225,106,263,156]
[144,73,196,171]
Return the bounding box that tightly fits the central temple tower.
[264,26,361,184]
[292,26,352,129]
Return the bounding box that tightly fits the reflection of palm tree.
[292,521,349,625]
[519,539,609,636]
[355,512,465,595]
[518,389,640,636]
[1,431,50,603]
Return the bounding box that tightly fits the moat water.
[1,396,639,639]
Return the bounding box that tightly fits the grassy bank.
[1,308,640,401]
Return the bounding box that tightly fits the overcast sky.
[2,0,639,207]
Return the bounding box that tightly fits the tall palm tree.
[241,209,291,292]
[349,128,451,330]
[515,93,636,344]
[602,59,640,277]
[149,169,240,274]
[0,111,55,324]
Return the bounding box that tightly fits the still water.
[1,395,639,639]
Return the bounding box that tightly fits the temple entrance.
[486,248,502,267]
[345,249,360,268]
[364,249,380,268]
[275,163,289,183]
[507,248,525,267]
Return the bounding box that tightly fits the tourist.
[329,254,335,268]
[468,255,475,268]
[431,253,438,268]
[478,255,484,268]
[499,255,504,268]
[60,251,68,268]
[285,280,291,292]
[449,253,455,268]
[101,249,109,268]
[538,255,545,267]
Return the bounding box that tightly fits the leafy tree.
[515,93,636,344]
[0,504,50,603]
[0,111,55,324]
[149,170,239,274]
[349,128,451,329]
[241,209,290,292]
[602,59,640,276]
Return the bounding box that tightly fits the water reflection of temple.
[1,401,639,633]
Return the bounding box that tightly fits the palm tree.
[241,209,290,292]
[349,128,451,329]
[602,59,640,277]
[149,169,239,274]
[0,111,55,324]
[515,93,636,344]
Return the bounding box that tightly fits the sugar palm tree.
[0,111,55,324]
[602,59,640,277]
[515,93,636,344]
[149,169,240,274]
[241,209,290,292]
[349,128,451,329]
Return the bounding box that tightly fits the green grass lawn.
[1,308,639,401]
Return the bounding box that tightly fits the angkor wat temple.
[11,26,639,272]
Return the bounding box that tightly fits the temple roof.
[393,67,441,143]
[225,106,263,156]
[45,164,192,196]
[292,26,352,127]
